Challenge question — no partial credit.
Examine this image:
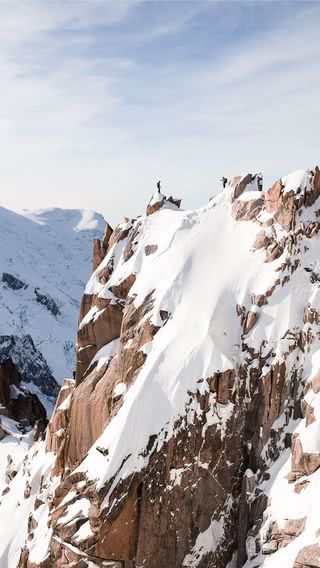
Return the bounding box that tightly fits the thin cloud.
[0,0,319,225]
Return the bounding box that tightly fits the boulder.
[254,230,272,250]
[294,543,320,568]
[230,174,253,199]
[244,310,258,334]
[145,244,158,256]
[232,197,264,222]
[146,192,181,216]
[270,518,306,550]
[291,436,320,476]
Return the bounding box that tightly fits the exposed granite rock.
[266,517,306,552]
[232,197,264,222]
[92,222,113,271]
[14,168,320,568]
[294,543,320,568]
[229,174,254,200]
[76,302,123,383]
[146,192,181,216]
[253,230,272,250]
[243,310,258,334]
[291,436,320,477]
[145,244,158,256]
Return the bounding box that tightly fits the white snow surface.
[281,169,312,195]
[182,517,225,566]
[244,446,320,568]
[78,188,284,497]
[0,206,105,384]
[0,430,56,567]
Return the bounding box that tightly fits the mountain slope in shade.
[3,170,320,567]
[0,207,105,409]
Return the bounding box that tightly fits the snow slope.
[0,206,105,389]
[80,188,276,491]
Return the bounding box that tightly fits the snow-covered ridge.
[4,169,320,568]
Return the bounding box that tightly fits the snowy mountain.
[2,170,320,567]
[0,206,105,563]
[0,206,105,412]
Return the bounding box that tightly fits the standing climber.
[220,177,228,189]
[257,173,263,191]
[157,180,161,193]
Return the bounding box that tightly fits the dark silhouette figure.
[257,173,263,191]
[157,180,161,192]
[220,177,228,189]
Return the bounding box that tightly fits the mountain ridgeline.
[2,171,320,567]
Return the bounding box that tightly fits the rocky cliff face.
[3,171,320,568]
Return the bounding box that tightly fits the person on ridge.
[157,180,161,192]
[257,173,263,191]
[220,176,228,189]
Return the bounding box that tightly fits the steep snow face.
[0,207,105,391]
[80,189,276,490]
[0,433,56,568]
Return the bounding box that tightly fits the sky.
[1,0,320,225]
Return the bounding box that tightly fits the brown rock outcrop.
[92,223,113,271]
[146,197,164,216]
[232,197,264,221]
[268,517,306,550]
[254,230,272,250]
[243,310,258,334]
[311,371,320,393]
[145,244,158,256]
[291,436,320,477]
[264,179,283,214]
[146,193,181,216]
[111,274,136,300]
[230,174,253,200]
[46,378,75,476]
[76,302,123,383]
[294,543,320,568]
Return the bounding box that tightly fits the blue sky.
[1,0,320,224]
